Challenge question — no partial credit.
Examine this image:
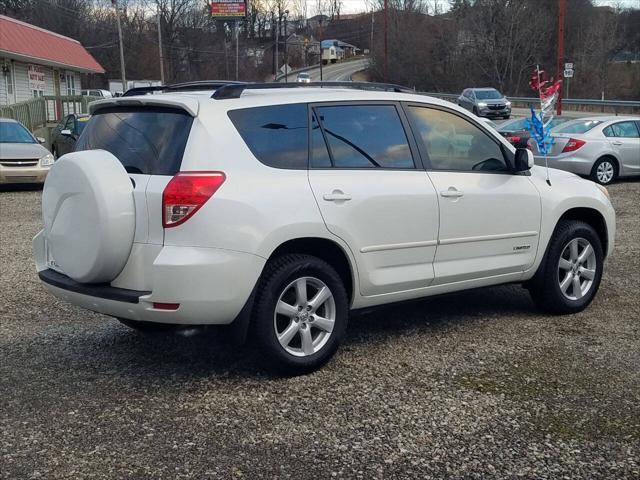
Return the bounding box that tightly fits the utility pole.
[113,0,127,92]
[235,20,240,81]
[370,10,374,55]
[157,10,165,85]
[284,11,289,82]
[384,0,388,82]
[556,0,565,116]
[274,14,279,81]
[319,18,323,81]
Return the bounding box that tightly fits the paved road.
[1,180,639,479]
[281,58,370,82]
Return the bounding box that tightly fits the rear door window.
[75,107,193,175]
[228,104,308,169]
[313,104,414,169]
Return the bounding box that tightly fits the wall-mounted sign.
[28,65,45,91]
[210,0,246,19]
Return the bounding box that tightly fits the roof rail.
[122,80,244,97]
[211,81,415,100]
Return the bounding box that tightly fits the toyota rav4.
[33,82,615,373]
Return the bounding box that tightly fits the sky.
[334,0,640,15]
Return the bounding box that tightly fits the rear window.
[554,119,602,134]
[228,104,308,169]
[75,107,193,175]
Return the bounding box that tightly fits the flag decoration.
[525,67,562,156]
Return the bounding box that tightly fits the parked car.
[33,83,615,374]
[81,89,112,98]
[531,116,640,185]
[50,114,90,158]
[458,88,511,119]
[297,72,312,83]
[498,117,569,149]
[0,118,54,184]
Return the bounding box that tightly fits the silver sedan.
[532,116,640,185]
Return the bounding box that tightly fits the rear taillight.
[505,135,521,144]
[562,138,586,153]
[162,171,225,228]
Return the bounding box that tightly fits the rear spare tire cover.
[42,150,135,283]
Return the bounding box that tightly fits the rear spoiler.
[89,96,199,117]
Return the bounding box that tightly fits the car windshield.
[475,89,503,100]
[498,118,527,132]
[554,119,603,134]
[0,122,36,144]
[298,73,309,78]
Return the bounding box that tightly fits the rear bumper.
[33,231,266,325]
[0,164,49,184]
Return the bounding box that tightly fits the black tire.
[528,220,604,315]
[590,156,618,185]
[503,115,510,120]
[117,318,180,333]
[251,254,349,374]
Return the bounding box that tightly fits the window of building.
[65,73,76,96]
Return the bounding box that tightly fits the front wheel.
[591,157,617,185]
[252,254,349,374]
[528,220,603,314]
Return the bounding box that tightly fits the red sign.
[210,0,246,18]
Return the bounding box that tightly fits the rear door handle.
[611,141,623,146]
[323,190,352,202]
[440,187,464,198]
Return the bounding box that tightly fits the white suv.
[33,82,615,373]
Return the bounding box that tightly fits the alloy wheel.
[557,237,597,301]
[273,276,336,357]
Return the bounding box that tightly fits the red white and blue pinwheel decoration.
[525,67,562,156]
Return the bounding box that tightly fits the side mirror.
[36,137,46,144]
[514,148,534,172]
[61,129,72,136]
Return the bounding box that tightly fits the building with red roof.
[0,15,104,106]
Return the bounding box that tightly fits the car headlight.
[40,153,55,166]
[505,101,511,107]
[595,183,610,199]
[478,102,487,107]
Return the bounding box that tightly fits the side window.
[603,126,615,137]
[609,121,639,138]
[314,104,414,169]
[64,116,75,131]
[311,111,331,168]
[228,104,308,169]
[407,106,509,172]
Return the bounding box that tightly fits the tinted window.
[315,105,414,169]
[607,121,639,138]
[554,119,602,134]
[228,104,308,169]
[0,122,36,144]
[311,111,331,168]
[498,118,527,132]
[75,107,193,175]
[408,107,509,172]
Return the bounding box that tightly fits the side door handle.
[440,187,464,198]
[611,141,623,146]
[323,190,352,202]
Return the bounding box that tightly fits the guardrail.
[0,95,101,131]
[420,92,640,114]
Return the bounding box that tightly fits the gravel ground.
[1,181,638,479]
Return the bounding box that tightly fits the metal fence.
[0,95,101,131]
[420,92,640,115]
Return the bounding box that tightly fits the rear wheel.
[118,318,180,333]
[591,157,618,185]
[252,254,348,374]
[528,220,603,314]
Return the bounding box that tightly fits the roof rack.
[211,81,415,100]
[122,80,244,97]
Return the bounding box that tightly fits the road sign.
[564,69,574,78]
[210,0,246,19]
[565,62,574,70]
